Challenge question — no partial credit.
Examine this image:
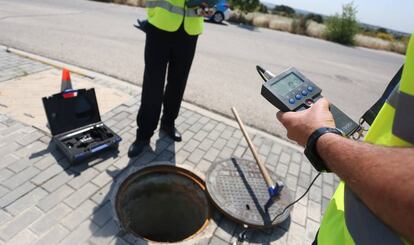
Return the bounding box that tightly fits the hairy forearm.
[316,133,414,242]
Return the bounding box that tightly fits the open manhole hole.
[115,165,211,243]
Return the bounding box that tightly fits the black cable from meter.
[271,172,321,224]
[256,65,268,82]
[237,172,322,242]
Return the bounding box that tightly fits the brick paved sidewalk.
[0,48,339,245]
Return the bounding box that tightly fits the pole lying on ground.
[231,107,279,197]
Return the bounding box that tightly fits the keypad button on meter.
[289,98,295,104]
[301,90,308,96]
[295,94,302,100]
[307,86,314,92]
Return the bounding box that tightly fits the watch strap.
[304,127,343,172]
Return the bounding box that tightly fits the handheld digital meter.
[260,67,361,136]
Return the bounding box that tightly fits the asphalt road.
[0,0,405,139]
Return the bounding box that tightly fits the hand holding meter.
[258,66,361,137]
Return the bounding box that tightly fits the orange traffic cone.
[61,68,73,92]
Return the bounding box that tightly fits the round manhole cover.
[206,157,293,227]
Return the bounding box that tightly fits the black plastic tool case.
[42,88,122,163]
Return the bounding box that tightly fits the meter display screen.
[271,73,304,96]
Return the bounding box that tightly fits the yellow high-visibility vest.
[318,34,414,245]
[146,0,204,35]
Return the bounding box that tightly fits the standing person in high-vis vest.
[129,0,210,157]
[277,34,414,244]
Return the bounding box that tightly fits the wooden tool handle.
[231,107,274,188]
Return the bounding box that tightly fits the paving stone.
[89,220,120,245]
[15,131,43,146]
[295,186,308,206]
[209,236,229,245]
[322,173,334,186]
[189,122,203,133]
[271,144,282,155]
[0,168,14,183]
[193,130,208,142]
[207,130,220,141]
[31,163,63,185]
[6,187,48,216]
[64,183,99,209]
[196,159,212,173]
[60,219,100,245]
[290,203,307,226]
[37,184,75,211]
[285,174,298,192]
[233,146,246,158]
[214,219,237,242]
[305,219,319,243]
[309,185,322,203]
[61,200,96,230]
[287,222,306,245]
[122,233,148,245]
[322,184,334,199]
[203,121,217,131]
[213,138,227,150]
[0,154,19,170]
[14,141,47,158]
[182,139,200,152]
[0,208,43,241]
[188,149,206,164]
[1,166,40,189]
[279,152,291,165]
[113,155,130,170]
[32,225,69,245]
[0,143,21,158]
[6,229,37,245]
[297,172,311,189]
[34,155,60,170]
[0,210,12,227]
[198,138,214,151]
[6,158,33,173]
[92,201,113,227]
[68,168,99,190]
[307,200,321,222]
[0,186,7,199]
[90,182,111,204]
[0,182,36,208]
[92,166,117,188]
[42,170,74,192]
[30,203,72,235]
[204,147,220,162]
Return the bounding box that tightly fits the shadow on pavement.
[228,21,258,31]
[204,19,229,26]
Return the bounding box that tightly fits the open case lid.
[42,88,101,136]
[205,157,293,228]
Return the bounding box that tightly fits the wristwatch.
[304,127,344,172]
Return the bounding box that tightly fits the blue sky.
[268,0,414,33]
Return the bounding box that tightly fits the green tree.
[272,5,295,17]
[324,2,359,45]
[257,3,268,13]
[229,0,260,13]
[305,13,323,23]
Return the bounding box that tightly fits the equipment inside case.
[42,88,122,163]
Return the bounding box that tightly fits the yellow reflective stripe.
[146,0,183,15]
[400,35,414,95]
[146,0,199,17]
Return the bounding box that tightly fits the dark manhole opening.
[115,166,211,243]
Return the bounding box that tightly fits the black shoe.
[160,126,182,142]
[128,140,149,158]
